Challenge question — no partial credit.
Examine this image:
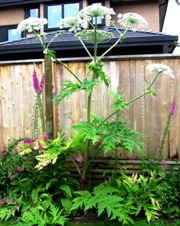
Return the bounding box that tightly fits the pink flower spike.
[32,69,41,93]
[24,136,37,144]
[170,98,176,117]
[8,173,13,181]
[38,141,44,150]
[75,156,84,163]
[1,148,6,155]
[43,133,48,142]
[17,167,24,172]
[40,76,45,91]
[29,144,35,152]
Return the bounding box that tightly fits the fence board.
[0,56,179,160]
[54,57,179,160]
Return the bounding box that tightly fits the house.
[0,0,165,43]
[0,0,178,60]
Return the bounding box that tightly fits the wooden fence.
[0,54,180,160]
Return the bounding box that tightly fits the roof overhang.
[0,0,54,7]
[0,28,178,60]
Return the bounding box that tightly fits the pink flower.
[170,98,176,117]
[43,133,48,142]
[38,142,44,150]
[75,156,84,163]
[93,140,102,147]
[155,140,161,152]
[8,173,13,181]
[17,167,24,172]
[24,136,37,144]
[0,201,5,206]
[1,148,6,155]
[40,76,45,91]
[29,144,35,152]
[32,69,41,93]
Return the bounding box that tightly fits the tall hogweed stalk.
[17,6,175,189]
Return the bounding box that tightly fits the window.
[25,7,40,18]
[8,29,21,41]
[44,2,81,30]
[0,25,23,42]
[88,1,105,26]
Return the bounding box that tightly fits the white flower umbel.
[17,17,48,32]
[117,13,148,30]
[78,4,115,21]
[59,16,84,32]
[146,63,175,78]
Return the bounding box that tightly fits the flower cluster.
[118,13,148,30]
[146,63,175,78]
[59,16,84,32]
[78,4,115,20]
[17,17,47,32]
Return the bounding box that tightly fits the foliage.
[0,139,79,223]
[141,159,180,219]
[71,171,167,224]
[16,203,67,226]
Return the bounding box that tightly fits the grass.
[0,219,180,226]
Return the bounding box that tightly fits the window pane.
[48,5,62,28]
[64,3,80,17]
[8,29,21,41]
[30,8,39,18]
[92,3,103,24]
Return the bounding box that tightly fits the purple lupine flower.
[8,172,13,181]
[170,98,176,117]
[1,148,6,155]
[43,133,48,142]
[38,141,44,150]
[75,156,84,163]
[17,167,24,172]
[32,69,41,93]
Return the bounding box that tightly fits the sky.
[163,0,180,54]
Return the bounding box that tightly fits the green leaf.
[73,122,99,144]
[60,185,72,197]
[61,198,72,213]
[80,78,97,95]
[54,80,80,106]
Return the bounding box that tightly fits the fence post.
[44,55,54,139]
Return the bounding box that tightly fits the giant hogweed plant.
[17,5,175,189]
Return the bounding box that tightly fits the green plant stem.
[71,157,81,176]
[98,27,129,61]
[37,92,46,133]
[81,19,98,184]
[98,73,161,128]
[159,113,172,158]
[33,29,82,84]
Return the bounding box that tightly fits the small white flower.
[17,17,47,32]
[78,5,115,21]
[146,63,175,78]
[117,13,148,30]
[59,16,84,32]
